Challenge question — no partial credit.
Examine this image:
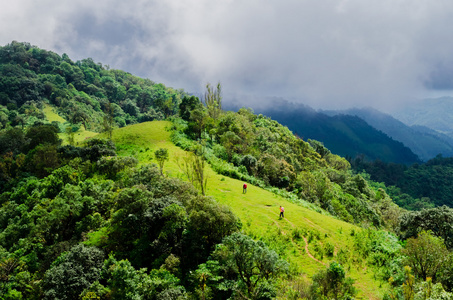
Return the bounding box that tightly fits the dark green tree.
[25,124,60,152]
[398,206,453,249]
[179,95,202,121]
[0,128,26,155]
[308,139,331,158]
[42,244,105,300]
[211,232,288,299]
[182,196,241,271]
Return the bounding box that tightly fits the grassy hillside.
[99,121,386,299]
[1,42,451,299]
[43,104,98,144]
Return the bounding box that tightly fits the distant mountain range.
[323,107,453,162]
[392,97,453,139]
[227,97,453,163]
[242,99,421,164]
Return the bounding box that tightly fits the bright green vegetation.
[0,41,183,134]
[1,41,453,299]
[111,122,382,298]
[43,104,65,123]
[43,104,98,145]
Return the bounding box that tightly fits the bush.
[310,262,356,299]
[324,242,334,257]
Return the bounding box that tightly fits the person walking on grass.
[243,183,247,194]
[279,206,285,218]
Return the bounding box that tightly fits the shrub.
[324,242,335,257]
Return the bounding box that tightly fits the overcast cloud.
[1,0,453,111]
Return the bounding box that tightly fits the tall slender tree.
[102,102,114,140]
[204,82,222,120]
[192,144,207,196]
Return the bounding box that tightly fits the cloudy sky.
[1,0,453,111]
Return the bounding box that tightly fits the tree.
[96,156,138,179]
[154,148,169,175]
[308,139,331,158]
[402,230,449,281]
[102,102,114,140]
[185,107,209,139]
[211,232,288,299]
[25,124,60,152]
[310,262,356,300]
[42,244,105,300]
[175,145,208,196]
[65,126,75,146]
[27,143,60,177]
[204,82,222,120]
[192,144,208,196]
[183,196,241,271]
[70,109,89,130]
[179,95,202,121]
[101,255,186,300]
[192,260,223,300]
[398,206,453,250]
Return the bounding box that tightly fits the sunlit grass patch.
[43,104,66,123]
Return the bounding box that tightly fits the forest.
[0,41,453,299]
[351,155,453,210]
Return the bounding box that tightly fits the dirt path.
[265,212,325,266]
[302,236,325,266]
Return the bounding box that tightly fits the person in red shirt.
[279,206,285,218]
[243,183,247,194]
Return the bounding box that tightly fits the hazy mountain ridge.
[323,107,453,161]
[246,99,421,164]
[392,97,453,138]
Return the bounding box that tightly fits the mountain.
[323,107,453,161]
[392,97,453,139]
[2,41,453,298]
[249,99,420,164]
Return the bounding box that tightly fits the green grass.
[43,104,98,144]
[43,104,66,123]
[100,121,386,299]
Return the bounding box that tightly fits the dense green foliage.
[0,137,247,298]
[352,154,453,208]
[398,206,453,249]
[0,41,184,132]
[310,262,356,299]
[1,42,453,299]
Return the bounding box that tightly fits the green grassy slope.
[43,104,99,144]
[88,121,385,299]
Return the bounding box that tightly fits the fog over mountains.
[227,96,453,163]
[325,106,453,162]
[392,97,453,139]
